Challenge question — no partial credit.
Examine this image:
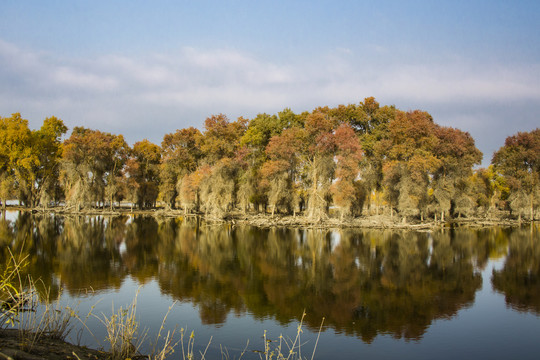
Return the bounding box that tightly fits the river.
[1,211,539,359]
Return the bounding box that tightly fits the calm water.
[1,211,539,359]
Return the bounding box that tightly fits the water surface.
[1,212,539,359]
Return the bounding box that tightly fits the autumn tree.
[198,114,247,164]
[261,127,305,215]
[61,127,128,210]
[178,166,208,214]
[329,98,397,214]
[198,158,243,217]
[0,113,32,208]
[492,129,540,220]
[238,113,284,212]
[330,123,364,219]
[431,126,482,219]
[125,139,161,209]
[382,110,440,221]
[359,104,395,214]
[470,166,509,216]
[30,116,68,206]
[159,127,202,209]
[301,111,336,221]
[0,114,67,208]
[189,115,247,217]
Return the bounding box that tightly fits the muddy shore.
[0,329,108,360]
[3,205,527,230]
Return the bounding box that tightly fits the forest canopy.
[0,98,538,221]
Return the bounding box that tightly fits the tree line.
[0,97,538,221]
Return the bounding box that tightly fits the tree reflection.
[492,225,540,315]
[3,212,536,342]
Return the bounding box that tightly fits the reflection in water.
[1,212,538,342]
[492,225,540,315]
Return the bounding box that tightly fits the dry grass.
[0,249,27,328]
[257,312,324,360]
[94,291,147,359]
[1,250,79,351]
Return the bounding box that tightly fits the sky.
[1,0,539,166]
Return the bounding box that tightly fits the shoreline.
[2,205,530,230]
[0,329,109,360]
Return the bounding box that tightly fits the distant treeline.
[0,97,538,221]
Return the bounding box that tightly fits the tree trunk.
[531,193,534,221]
[441,211,445,222]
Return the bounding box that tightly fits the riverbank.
[0,329,108,360]
[3,205,528,230]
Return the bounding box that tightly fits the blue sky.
[1,0,539,165]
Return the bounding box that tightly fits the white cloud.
[373,63,540,103]
[52,65,119,91]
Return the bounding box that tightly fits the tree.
[331,123,363,219]
[199,114,247,165]
[0,113,36,207]
[159,127,202,209]
[358,103,395,214]
[125,140,161,209]
[198,158,242,217]
[431,126,482,220]
[470,166,509,216]
[0,114,67,208]
[194,115,248,217]
[492,129,540,220]
[61,127,128,210]
[30,116,68,206]
[302,111,336,221]
[382,110,440,221]
[238,113,284,213]
[263,127,305,215]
